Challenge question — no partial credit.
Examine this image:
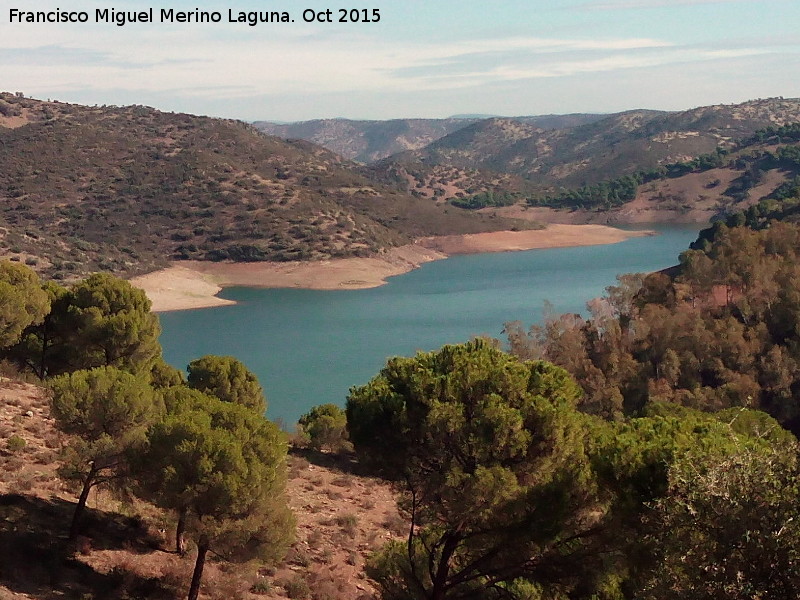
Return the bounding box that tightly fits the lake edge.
[133,224,652,312]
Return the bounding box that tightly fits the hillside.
[0,378,401,600]
[375,98,800,201]
[0,93,529,280]
[515,113,608,131]
[253,114,606,164]
[5,93,798,280]
[253,118,479,163]
[495,168,777,225]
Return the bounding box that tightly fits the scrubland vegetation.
[0,93,530,280]
[5,193,800,598]
[527,124,800,210]
[4,94,800,599]
[371,99,800,204]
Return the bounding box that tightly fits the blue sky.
[1,0,798,121]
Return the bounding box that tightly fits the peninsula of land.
[131,224,652,312]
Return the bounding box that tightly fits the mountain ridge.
[254,113,607,163]
[372,98,800,200]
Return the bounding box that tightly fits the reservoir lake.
[158,225,700,426]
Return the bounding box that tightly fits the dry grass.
[0,378,63,498]
[276,448,403,600]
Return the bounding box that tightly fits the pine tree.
[49,366,162,539]
[136,393,293,600]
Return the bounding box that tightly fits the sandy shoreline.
[131,224,652,312]
[416,224,651,254]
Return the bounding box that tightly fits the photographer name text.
[8,7,382,27]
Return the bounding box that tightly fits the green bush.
[250,579,272,595]
[6,434,26,453]
[297,403,350,452]
[334,513,358,537]
[284,576,311,599]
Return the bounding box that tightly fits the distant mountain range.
[254,114,606,163]
[254,118,479,164]
[254,99,800,210]
[406,100,798,179]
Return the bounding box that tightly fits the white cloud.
[0,28,679,99]
[0,10,793,119]
[383,46,773,92]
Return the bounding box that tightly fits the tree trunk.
[430,534,459,600]
[187,536,209,600]
[69,468,96,541]
[38,320,51,380]
[176,507,188,555]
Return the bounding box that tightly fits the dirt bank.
[132,224,651,312]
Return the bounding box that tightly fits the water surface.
[159,225,699,426]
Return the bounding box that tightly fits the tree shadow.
[288,446,374,477]
[0,493,173,599]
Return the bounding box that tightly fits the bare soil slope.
[0,379,401,600]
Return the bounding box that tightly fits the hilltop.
[4,93,799,282]
[371,98,800,203]
[0,93,529,280]
[253,118,479,164]
[253,114,605,164]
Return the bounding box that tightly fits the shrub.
[0,100,21,117]
[334,513,358,537]
[284,576,311,599]
[297,404,349,452]
[6,434,26,453]
[250,579,272,595]
[287,547,311,568]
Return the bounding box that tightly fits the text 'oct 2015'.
[7,7,383,27]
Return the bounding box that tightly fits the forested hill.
[0,93,528,279]
[253,113,605,164]
[523,123,800,215]
[375,98,800,199]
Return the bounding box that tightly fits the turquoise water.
[158,225,700,426]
